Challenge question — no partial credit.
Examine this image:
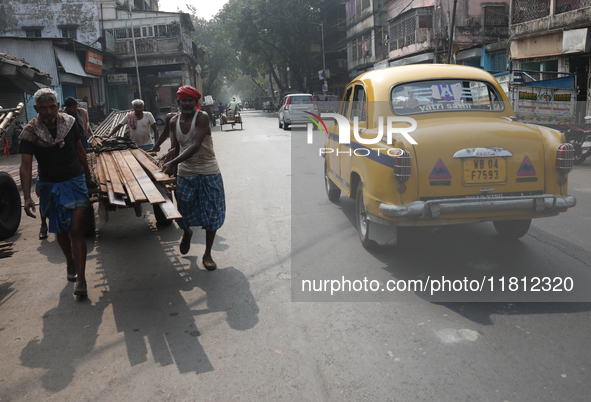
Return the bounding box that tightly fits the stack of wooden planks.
[89,137,181,221]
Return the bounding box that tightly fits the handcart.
[220,109,243,131]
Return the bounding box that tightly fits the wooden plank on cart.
[99,153,126,206]
[130,148,176,184]
[95,153,108,193]
[102,152,126,195]
[154,182,183,220]
[121,150,166,204]
[112,151,147,203]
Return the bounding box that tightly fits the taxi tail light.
[556,143,574,174]
[284,97,291,111]
[394,149,412,182]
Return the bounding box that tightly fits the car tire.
[156,118,164,125]
[279,118,283,129]
[82,204,96,238]
[493,219,531,239]
[153,203,172,226]
[283,121,290,131]
[324,160,340,202]
[355,183,376,249]
[0,172,21,240]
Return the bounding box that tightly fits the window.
[23,26,43,37]
[141,26,154,37]
[155,25,167,36]
[350,85,367,123]
[488,52,507,73]
[61,28,77,40]
[25,29,42,38]
[484,6,508,27]
[391,79,505,115]
[114,28,128,39]
[341,86,353,117]
[389,7,433,49]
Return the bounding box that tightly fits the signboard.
[105,31,115,53]
[322,83,328,92]
[85,50,103,76]
[107,73,128,84]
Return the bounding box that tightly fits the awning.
[54,47,87,78]
[457,47,482,61]
[389,52,435,67]
[59,73,83,85]
[563,28,591,54]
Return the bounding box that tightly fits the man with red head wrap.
[163,86,225,270]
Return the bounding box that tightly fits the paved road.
[1,110,590,401]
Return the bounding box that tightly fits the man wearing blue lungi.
[163,86,226,270]
[19,88,96,297]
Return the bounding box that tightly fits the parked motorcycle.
[560,117,591,165]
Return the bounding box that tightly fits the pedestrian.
[107,99,159,150]
[61,97,90,149]
[19,88,96,297]
[163,86,225,270]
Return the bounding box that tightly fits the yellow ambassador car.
[323,65,576,248]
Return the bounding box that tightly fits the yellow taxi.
[323,64,576,248]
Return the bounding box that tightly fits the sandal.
[39,226,48,240]
[202,255,217,271]
[179,228,193,255]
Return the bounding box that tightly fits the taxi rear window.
[391,79,504,115]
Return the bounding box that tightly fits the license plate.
[463,158,506,184]
[582,141,591,148]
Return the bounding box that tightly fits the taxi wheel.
[0,172,21,240]
[493,219,531,239]
[324,160,340,202]
[355,183,376,249]
[283,120,290,131]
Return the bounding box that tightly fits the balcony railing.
[513,0,591,23]
[114,36,191,56]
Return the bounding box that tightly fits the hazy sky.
[159,0,229,20]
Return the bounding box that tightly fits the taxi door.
[339,84,367,192]
[327,86,352,192]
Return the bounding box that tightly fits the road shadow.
[0,281,16,307]
[20,284,106,392]
[92,209,258,374]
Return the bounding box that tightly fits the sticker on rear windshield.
[431,84,462,101]
[517,156,536,176]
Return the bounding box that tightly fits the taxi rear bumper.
[379,194,577,219]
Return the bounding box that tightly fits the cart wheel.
[0,172,21,240]
[153,204,172,226]
[82,204,96,238]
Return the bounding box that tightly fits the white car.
[278,93,318,130]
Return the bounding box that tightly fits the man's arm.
[151,113,175,152]
[19,153,36,218]
[163,113,210,175]
[151,122,160,145]
[107,123,123,138]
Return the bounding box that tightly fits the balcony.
[512,0,591,28]
[114,36,191,56]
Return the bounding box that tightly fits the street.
[1,110,591,401]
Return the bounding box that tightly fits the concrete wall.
[0,0,100,46]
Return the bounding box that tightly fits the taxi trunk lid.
[409,117,546,200]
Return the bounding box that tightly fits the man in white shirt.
[107,99,159,149]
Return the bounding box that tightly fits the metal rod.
[129,1,142,99]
